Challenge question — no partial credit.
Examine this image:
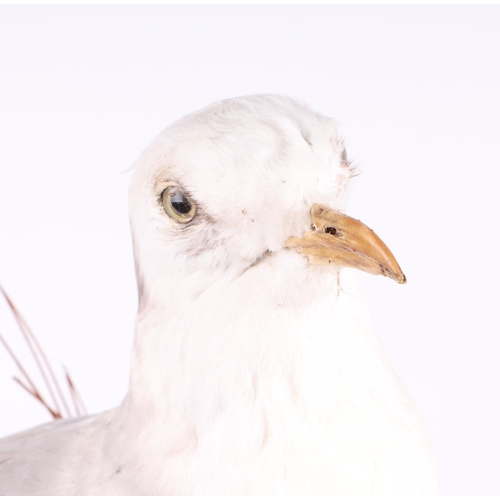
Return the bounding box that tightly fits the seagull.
[0,95,438,495]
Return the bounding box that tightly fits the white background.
[0,6,499,495]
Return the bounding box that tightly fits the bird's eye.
[161,185,196,223]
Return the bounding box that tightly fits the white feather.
[0,95,438,494]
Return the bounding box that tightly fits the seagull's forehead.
[153,97,350,211]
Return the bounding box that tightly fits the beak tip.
[383,266,406,285]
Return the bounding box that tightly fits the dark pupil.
[170,190,192,214]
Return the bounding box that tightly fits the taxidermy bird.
[0,95,438,494]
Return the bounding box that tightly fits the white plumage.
[0,95,438,494]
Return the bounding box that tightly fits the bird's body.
[0,95,438,494]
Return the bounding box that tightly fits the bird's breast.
[113,269,436,494]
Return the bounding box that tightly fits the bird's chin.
[236,248,342,311]
[244,247,341,280]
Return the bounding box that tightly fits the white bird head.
[128,95,404,314]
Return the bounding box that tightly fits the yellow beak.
[285,204,406,284]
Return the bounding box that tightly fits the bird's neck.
[105,255,436,495]
[117,253,381,434]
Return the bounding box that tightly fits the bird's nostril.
[324,226,337,235]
